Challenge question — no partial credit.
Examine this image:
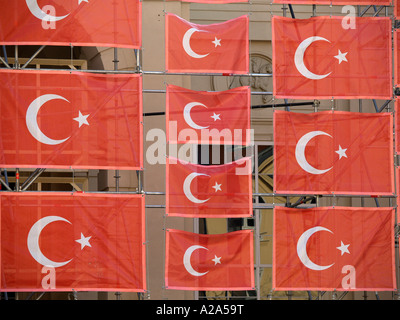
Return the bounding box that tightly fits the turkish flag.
[165,13,249,74]
[166,157,252,218]
[166,84,251,145]
[272,16,392,99]
[274,110,394,195]
[396,0,400,20]
[396,100,400,154]
[273,206,396,291]
[165,229,254,290]
[0,70,143,170]
[0,192,146,292]
[397,168,400,218]
[273,0,389,4]
[0,0,141,48]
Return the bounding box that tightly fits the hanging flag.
[165,13,249,74]
[396,0,400,20]
[272,16,392,99]
[165,229,254,290]
[166,157,252,218]
[397,167,400,216]
[0,70,143,170]
[0,0,141,48]
[166,84,251,145]
[273,0,389,4]
[395,30,400,86]
[274,110,394,195]
[396,100,400,154]
[0,192,146,292]
[273,206,396,291]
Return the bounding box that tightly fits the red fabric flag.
[273,206,396,291]
[272,16,392,99]
[166,157,252,218]
[396,100,400,154]
[397,168,400,219]
[396,0,400,20]
[395,30,400,86]
[166,84,251,145]
[0,0,141,48]
[274,110,394,195]
[0,70,143,170]
[165,13,249,74]
[273,0,389,4]
[0,192,146,292]
[165,229,254,291]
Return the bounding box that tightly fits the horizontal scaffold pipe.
[0,67,273,77]
[4,190,394,198]
[142,71,272,77]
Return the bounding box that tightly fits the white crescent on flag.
[26,94,90,145]
[27,216,73,268]
[295,131,348,175]
[297,226,350,271]
[183,102,210,130]
[27,215,92,268]
[183,245,222,277]
[26,0,70,21]
[26,94,72,146]
[26,0,89,21]
[296,226,335,271]
[182,28,210,59]
[295,131,333,175]
[294,36,349,80]
[183,245,209,277]
[294,36,332,80]
[183,172,211,204]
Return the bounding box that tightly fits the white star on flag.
[335,145,348,160]
[334,50,348,64]
[73,111,90,128]
[75,233,92,250]
[212,182,222,192]
[336,241,350,256]
[210,113,221,121]
[212,37,221,48]
[212,255,221,265]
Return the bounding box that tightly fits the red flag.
[166,84,251,145]
[274,110,394,195]
[165,229,254,290]
[165,13,249,74]
[273,206,396,291]
[0,192,146,292]
[0,0,141,48]
[397,168,400,213]
[273,0,389,4]
[272,16,392,99]
[166,157,252,218]
[396,100,400,154]
[397,168,400,219]
[0,70,143,170]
